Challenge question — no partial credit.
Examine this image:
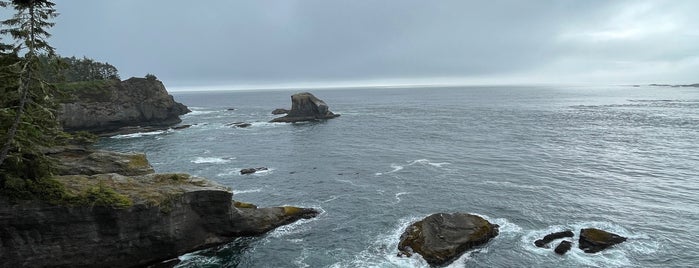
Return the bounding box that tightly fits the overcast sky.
[15,1,699,90]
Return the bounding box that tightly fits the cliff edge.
[58,77,190,134]
[0,147,318,267]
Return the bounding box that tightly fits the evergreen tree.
[0,0,60,184]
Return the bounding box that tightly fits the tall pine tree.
[0,0,60,184]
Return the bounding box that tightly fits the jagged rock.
[579,228,627,253]
[240,167,268,175]
[271,108,290,115]
[397,213,499,266]
[270,92,339,123]
[534,230,574,248]
[554,241,573,255]
[58,77,190,134]
[0,156,318,267]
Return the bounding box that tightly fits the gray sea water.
[96,85,699,267]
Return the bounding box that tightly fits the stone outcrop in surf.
[270,92,339,123]
[58,77,190,134]
[397,213,499,266]
[534,230,574,248]
[578,228,627,253]
[0,146,318,268]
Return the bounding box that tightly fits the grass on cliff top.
[54,79,118,103]
[1,173,217,210]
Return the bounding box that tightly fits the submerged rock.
[554,240,573,255]
[534,230,574,248]
[240,167,268,175]
[579,228,627,253]
[397,213,499,266]
[172,124,191,130]
[270,92,339,123]
[271,108,290,115]
[227,122,252,128]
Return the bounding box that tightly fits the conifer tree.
[0,0,60,182]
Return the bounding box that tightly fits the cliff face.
[0,148,318,267]
[58,77,190,134]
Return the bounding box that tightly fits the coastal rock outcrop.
[270,92,339,123]
[554,240,573,255]
[58,77,190,134]
[534,230,574,248]
[579,228,627,253]
[398,213,499,266]
[240,167,268,175]
[0,147,319,268]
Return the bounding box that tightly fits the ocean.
[96,85,699,267]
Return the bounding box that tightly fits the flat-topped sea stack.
[271,92,339,123]
[58,77,190,135]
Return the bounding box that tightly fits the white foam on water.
[185,110,217,116]
[392,192,410,205]
[232,188,262,195]
[520,221,659,267]
[110,130,170,139]
[335,179,365,187]
[268,205,325,238]
[191,157,231,164]
[377,159,451,175]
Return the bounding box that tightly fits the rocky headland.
[270,92,339,123]
[0,146,318,267]
[58,77,190,135]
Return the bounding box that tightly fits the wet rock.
[172,124,191,130]
[226,108,237,111]
[554,240,573,255]
[579,228,627,253]
[271,108,290,115]
[534,230,574,248]
[270,92,339,123]
[227,122,252,128]
[397,213,499,266]
[240,167,268,175]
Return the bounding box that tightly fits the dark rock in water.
[226,108,237,111]
[579,228,627,253]
[227,122,252,128]
[271,108,290,115]
[270,92,339,123]
[58,77,190,134]
[172,124,191,130]
[240,167,268,175]
[397,213,499,266]
[554,240,573,255]
[534,230,574,248]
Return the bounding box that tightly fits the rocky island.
[271,92,339,123]
[58,77,190,135]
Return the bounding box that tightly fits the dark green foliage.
[145,73,157,80]
[0,0,61,194]
[39,55,120,82]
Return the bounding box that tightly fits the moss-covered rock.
[398,213,499,266]
[579,228,627,253]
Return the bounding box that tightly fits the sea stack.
[397,213,499,266]
[270,92,339,123]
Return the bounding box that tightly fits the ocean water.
[97,86,699,267]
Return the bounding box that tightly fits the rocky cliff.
[58,77,190,134]
[0,147,318,267]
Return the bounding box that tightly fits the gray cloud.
[22,0,699,89]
